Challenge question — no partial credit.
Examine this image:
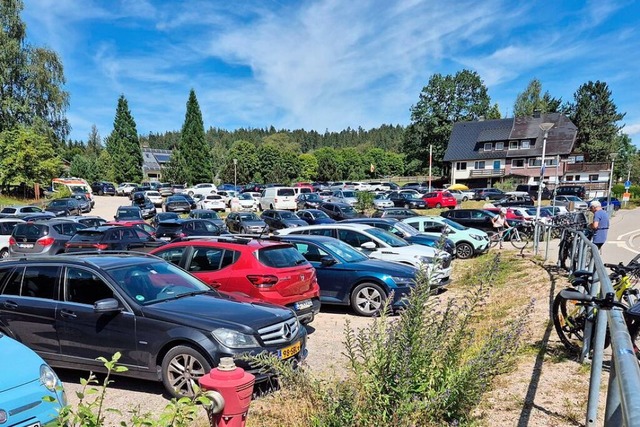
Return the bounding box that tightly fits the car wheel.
[240,227,247,234]
[0,249,8,259]
[456,242,474,259]
[462,196,468,202]
[485,196,490,201]
[99,190,104,196]
[435,203,441,208]
[188,191,194,197]
[404,203,410,209]
[350,282,386,317]
[161,345,211,398]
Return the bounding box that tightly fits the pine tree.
[178,89,211,185]
[513,78,561,117]
[106,95,143,183]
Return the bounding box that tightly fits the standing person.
[589,200,609,253]
[492,207,508,249]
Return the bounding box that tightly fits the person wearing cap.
[491,207,508,249]
[589,200,609,253]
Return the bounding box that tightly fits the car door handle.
[60,309,77,319]
[3,301,18,309]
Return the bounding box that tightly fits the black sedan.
[318,202,363,221]
[150,212,179,228]
[45,198,81,216]
[296,193,324,210]
[155,219,222,241]
[296,209,336,225]
[388,192,427,209]
[64,226,166,253]
[0,254,307,398]
[261,209,307,232]
[225,212,268,234]
[163,195,191,213]
[132,197,157,219]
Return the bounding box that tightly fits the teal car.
[402,215,489,259]
[0,333,65,425]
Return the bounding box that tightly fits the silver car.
[373,193,394,209]
[329,190,358,206]
[553,195,588,211]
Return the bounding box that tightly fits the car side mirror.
[361,241,377,250]
[94,298,122,313]
[393,230,404,238]
[319,255,337,266]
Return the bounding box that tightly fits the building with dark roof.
[444,112,582,188]
[142,148,172,181]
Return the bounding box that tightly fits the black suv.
[515,184,551,200]
[155,219,222,241]
[64,226,166,253]
[261,209,307,232]
[91,181,116,196]
[0,254,307,397]
[556,185,587,199]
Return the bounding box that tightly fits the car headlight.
[417,255,435,264]
[40,364,60,392]
[390,276,415,286]
[470,234,484,241]
[212,328,259,348]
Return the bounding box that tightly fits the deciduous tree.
[513,78,561,117]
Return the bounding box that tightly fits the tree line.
[1,0,638,193]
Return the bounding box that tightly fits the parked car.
[472,188,506,201]
[319,202,363,221]
[440,208,499,232]
[131,195,157,219]
[9,219,86,256]
[171,184,186,194]
[552,195,588,211]
[185,183,217,197]
[388,191,427,209]
[401,182,430,193]
[116,182,138,196]
[65,225,166,253]
[0,218,24,258]
[342,218,456,256]
[45,197,81,216]
[589,196,621,211]
[260,187,296,211]
[371,208,420,220]
[296,193,324,210]
[150,212,179,228]
[493,194,534,207]
[0,253,307,397]
[225,212,268,234]
[0,205,47,218]
[402,216,490,259]
[155,219,222,241]
[151,236,322,323]
[189,209,226,230]
[447,189,475,202]
[144,190,164,207]
[296,209,336,225]
[556,185,587,200]
[158,183,174,197]
[197,194,226,211]
[422,191,457,209]
[91,181,116,196]
[114,205,143,222]
[261,209,308,232]
[163,195,191,213]
[372,193,394,209]
[279,234,418,316]
[513,184,551,200]
[329,190,358,206]
[62,215,108,228]
[0,333,66,425]
[20,212,56,221]
[276,223,452,286]
[236,193,258,211]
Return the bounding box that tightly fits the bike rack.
[556,229,640,427]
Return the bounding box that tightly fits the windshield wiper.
[295,259,307,265]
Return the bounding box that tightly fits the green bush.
[355,191,375,214]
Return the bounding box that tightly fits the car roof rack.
[57,250,162,258]
[177,235,253,245]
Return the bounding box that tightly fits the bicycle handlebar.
[560,289,627,310]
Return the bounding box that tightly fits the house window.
[474,161,485,169]
[575,155,585,163]
[545,158,557,166]
[509,141,518,150]
[574,175,581,181]
[456,162,467,170]
[483,142,492,151]
[565,176,573,181]
[511,159,525,168]
[528,158,542,167]
[521,140,531,149]
[495,142,504,150]
[589,174,599,181]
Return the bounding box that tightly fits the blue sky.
[23,0,640,146]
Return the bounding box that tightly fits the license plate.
[159,237,171,241]
[18,243,34,248]
[278,341,301,359]
[294,299,313,311]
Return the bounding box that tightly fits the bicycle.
[488,223,531,249]
[552,260,640,355]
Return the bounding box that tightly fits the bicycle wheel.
[510,229,530,249]
[488,232,501,248]
[552,287,589,354]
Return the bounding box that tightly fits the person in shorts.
[491,207,508,249]
[589,200,609,253]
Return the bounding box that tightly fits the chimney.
[478,115,485,121]
[533,109,541,118]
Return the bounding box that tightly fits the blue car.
[589,197,621,211]
[295,209,337,225]
[0,333,65,425]
[277,235,418,317]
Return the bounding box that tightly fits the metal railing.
[548,223,640,426]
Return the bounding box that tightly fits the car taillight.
[179,232,186,238]
[8,236,16,245]
[247,275,279,288]
[95,244,109,250]
[37,236,55,246]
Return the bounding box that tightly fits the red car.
[150,237,321,324]
[422,191,457,209]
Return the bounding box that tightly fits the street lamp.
[233,158,238,190]
[606,152,618,212]
[535,122,554,255]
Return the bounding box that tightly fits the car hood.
[375,243,438,258]
[283,219,308,227]
[311,218,335,224]
[241,220,267,227]
[344,258,417,277]
[0,335,45,392]
[142,293,296,333]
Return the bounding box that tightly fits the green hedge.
[612,183,639,199]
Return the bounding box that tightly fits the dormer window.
[509,140,518,150]
[483,143,492,151]
[521,140,530,149]
[495,142,504,150]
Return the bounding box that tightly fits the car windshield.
[195,211,219,219]
[48,200,67,207]
[342,191,356,198]
[109,261,213,305]
[239,213,260,221]
[306,194,321,201]
[117,209,140,219]
[146,191,161,197]
[566,196,581,201]
[239,194,253,200]
[324,239,369,262]
[374,194,389,200]
[280,211,296,219]
[312,210,330,219]
[341,206,357,215]
[365,227,409,247]
[442,218,467,231]
[392,221,419,236]
[157,213,179,220]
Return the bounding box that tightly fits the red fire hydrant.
[199,357,256,427]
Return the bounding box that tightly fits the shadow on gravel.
[55,367,171,398]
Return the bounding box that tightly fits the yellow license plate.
[279,341,301,359]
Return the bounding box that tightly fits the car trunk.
[255,246,317,297]
[10,223,49,254]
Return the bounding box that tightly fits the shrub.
[355,191,375,214]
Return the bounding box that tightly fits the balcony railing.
[469,169,505,177]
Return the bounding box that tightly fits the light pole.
[606,152,618,213]
[233,158,238,190]
[428,144,432,192]
[535,122,554,255]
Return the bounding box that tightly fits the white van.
[260,187,297,211]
